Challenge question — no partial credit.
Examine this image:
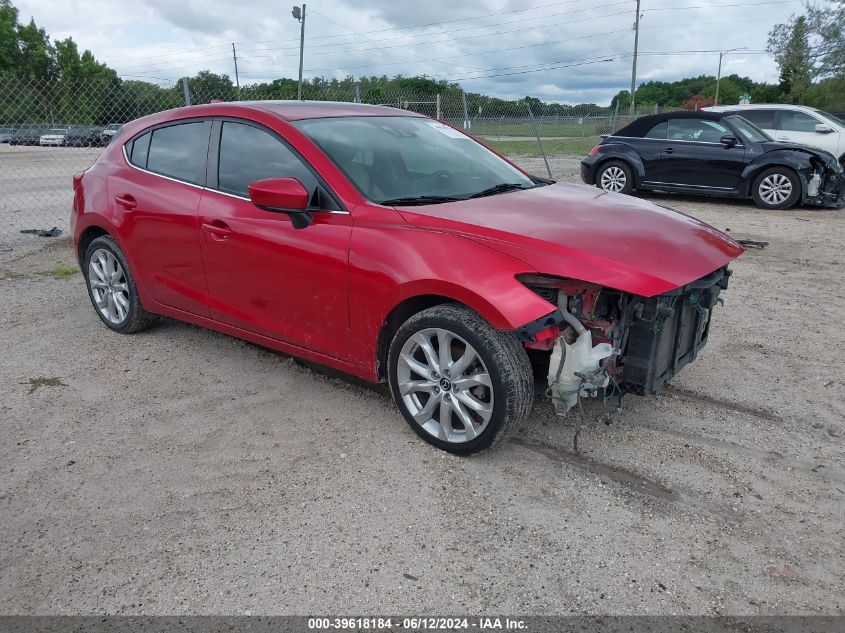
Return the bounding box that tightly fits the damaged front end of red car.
[515,267,733,414]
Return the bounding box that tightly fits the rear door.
[656,118,746,190]
[737,109,778,139]
[110,120,211,316]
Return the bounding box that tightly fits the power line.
[236,0,632,54]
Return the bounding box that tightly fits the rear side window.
[667,118,729,143]
[738,109,776,129]
[217,121,315,197]
[644,121,667,139]
[128,132,150,168]
[779,110,821,133]
[146,121,211,185]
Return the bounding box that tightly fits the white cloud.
[14,0,804,104]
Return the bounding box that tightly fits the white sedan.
[39,128,70,146]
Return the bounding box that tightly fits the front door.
[657,118,746,191]
[776,109,840,155]
[198,119,352,358]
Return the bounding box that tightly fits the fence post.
[354,83,361,104]
[612,100,619,132]
[181,78,191,107]
[461,90,470,130]
[525,100,552,179]
[436,93,442,120]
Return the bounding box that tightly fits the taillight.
[588,145,602,156]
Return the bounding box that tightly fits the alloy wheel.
[396,328,494,443]
[600,166,627,192]
[88,248,130,325]
[759,173,793,205]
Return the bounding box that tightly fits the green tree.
[0,0,19,76]
[770,15,813,102]
[16,17,54,80]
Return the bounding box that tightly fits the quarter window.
[667,119,730,143]
[217,121,315,197]
[146,121,211,185]
[644,121,667,139]
[779,110,821,133]
[128,132,150,168]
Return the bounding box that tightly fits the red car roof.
[236,101,421,121]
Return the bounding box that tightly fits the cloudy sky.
[15,0,808,104]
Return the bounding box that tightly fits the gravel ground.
[0,152,843,616]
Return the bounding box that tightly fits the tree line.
[1,0,843,127]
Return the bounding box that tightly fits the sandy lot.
[0,154,843,616]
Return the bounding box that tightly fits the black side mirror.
[720,135,739,148]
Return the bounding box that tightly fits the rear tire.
[596,160,634,195]
[83,236,158,334]
[387,304,534,455]
[752,167,801,210]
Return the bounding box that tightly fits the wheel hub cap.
[396,328,494,444]
[760,174,792,204]
[600,166,626,192]
[88,248,130,325]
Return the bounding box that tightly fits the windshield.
[726,115,773,143]
[294,116,538,204]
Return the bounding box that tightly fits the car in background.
[72,101,743,455]
[0,126,15,143]
[39,127,70,146]
[706,104,845,166]
[99,123,123,145]
[581,111,844,210]
[64,126,104,147]
[8,127,46,146]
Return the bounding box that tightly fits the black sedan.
[581,111,844,209]
[63,126,104,147]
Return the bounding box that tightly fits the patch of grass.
[21,376,68,394]
[485,136,599,158]
[51,264,79,279]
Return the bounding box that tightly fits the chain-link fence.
[0,78,668,257]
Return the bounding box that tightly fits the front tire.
[752,167,801,210]
[83,236,157,333]
[596,160,634,195]
[387,305,534,455]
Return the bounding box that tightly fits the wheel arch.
[741,153,810,197]
[76,225,109,265]
[592,145,645,186]
[375,294,457,381]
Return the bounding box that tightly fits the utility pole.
[231,43,240,99]
[630,0,641,115]
[715,47,746,106]
[292,4,307,100]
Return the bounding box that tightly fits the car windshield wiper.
[379,195,464,206]
[466,182,532,199]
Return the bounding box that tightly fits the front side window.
[779,110,821,133]
[294,116,537,203]
[146,121,211,185]
[217,121,315,197]
[667,118,730,143]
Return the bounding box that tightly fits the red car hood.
[397,182,743,297]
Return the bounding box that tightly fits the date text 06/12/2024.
[307,617,528,630]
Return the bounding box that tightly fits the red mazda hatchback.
[72,101,743,454]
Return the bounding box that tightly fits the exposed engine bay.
[803,154,844,208]
[517,267,732,414]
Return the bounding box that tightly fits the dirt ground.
[0,156,843,616]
